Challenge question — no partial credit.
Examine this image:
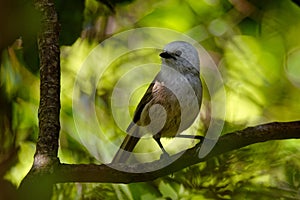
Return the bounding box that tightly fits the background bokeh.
[1,0,300,199]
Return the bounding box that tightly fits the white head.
[160,41,200,73]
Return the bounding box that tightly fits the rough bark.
[18,0,60,199]
[35,0,60,161]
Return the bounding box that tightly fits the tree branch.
[18,0,60,199]
[35,0,60,161]
[55,121,300,183]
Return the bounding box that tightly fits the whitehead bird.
[112,41,202,163]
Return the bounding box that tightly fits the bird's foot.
[160,151,170,160]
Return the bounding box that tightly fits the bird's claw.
[160,151,170,160]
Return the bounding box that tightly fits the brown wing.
[126,82,154,131]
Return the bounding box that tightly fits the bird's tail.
[111,126,140,163]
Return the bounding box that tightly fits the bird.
[112,41,202,163]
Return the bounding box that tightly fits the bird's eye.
[174,50,182,57]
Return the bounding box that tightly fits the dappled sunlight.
[1,0,300,198]
[54,0,300,197]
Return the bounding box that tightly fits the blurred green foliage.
[1,0,300,199]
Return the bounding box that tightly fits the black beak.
[160,51,176,60]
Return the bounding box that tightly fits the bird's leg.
[153,134,169,159]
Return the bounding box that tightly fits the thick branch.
[56,121,300,183]
[18,0,60,199]
[35,0,60,162]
